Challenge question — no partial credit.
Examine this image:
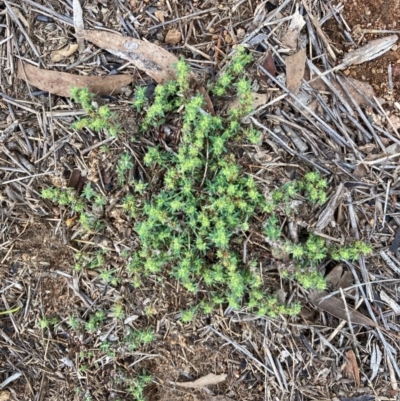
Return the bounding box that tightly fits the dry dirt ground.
[328,0,400,95]
[1,1,400,401]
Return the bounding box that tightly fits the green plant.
[112,302,125,320]
[263,177,372,291]
[301,171,328,204]
[127,370,152,401]
[125,328,155,350]
[41,185,104,232]
[123,48,300,317]
[68,315,80,330]
[132,86,148,112]
[180,307,197,323]
[213,46,253,96]
[98,269,119,285]
[85,310,106,333]
[70,87,120,137]
[116,153,133,185]
[41,47,374,328]
[38,316,58,329]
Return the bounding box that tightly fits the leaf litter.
[172,373,227,389]
[77,29,180,84]
[17,60,133,97]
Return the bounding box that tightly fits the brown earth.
[325,0,400,98]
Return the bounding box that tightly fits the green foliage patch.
[124,50,300,317]
[263,171,372,291]
[39,48,374,399]
[70,86,121,137]
[42,47,374,321]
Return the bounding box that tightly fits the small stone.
[237,28,245,40]
[165,29,181,45]
[224,34,233,44]
[343,69,351,76]
[392,44,398,51]
[209,27,215,33]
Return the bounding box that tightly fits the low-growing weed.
[70,86,120,137]
[39,46,374,400]
[263,172,372,291]
[42,46,374,320]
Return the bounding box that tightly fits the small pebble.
[224,34,233,44]
[343,69,350,76]
[236,28,245,40]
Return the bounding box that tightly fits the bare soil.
[326,0,400,97]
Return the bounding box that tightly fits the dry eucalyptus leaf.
[51,43,79,62]
[309,290,377,328]
[370,343,382,381]
[325,264,343,288]
[248,2,267,31]
[337,271,354,291]
[198,86,215,116]
[259,51,276,83]
[380,290,400,314]
[155,10,165,22]
[286,49,306,94]
[353,163,369,178]
[344,350,360,386]
[281,11,305,50]
[173,373,227,389]
[338,77,376,108]
[165,29,181,45]
[342,35,398,66]
[321,271,353,299]
[78,29,179,83]
[17,60,133,97]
